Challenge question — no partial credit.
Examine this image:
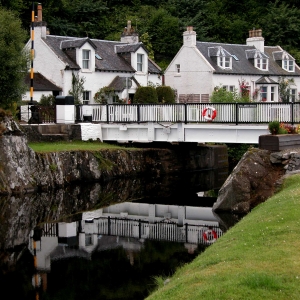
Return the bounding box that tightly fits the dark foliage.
[133,86,158,104]
[156,86,175,104]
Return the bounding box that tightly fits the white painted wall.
[80,123,102,141]
[22,91,52,102]
[25,26,162,103]
[165,46,214,101]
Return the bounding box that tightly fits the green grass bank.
[146,174,300,300]
[28,141,134,152]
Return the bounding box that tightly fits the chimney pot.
[37,3,42,22]
[249,28,262,38]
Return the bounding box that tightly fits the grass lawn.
[28,140,137,153]
[146,174,300,300]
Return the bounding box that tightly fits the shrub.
[133,86,158,104]
[268,121,280,135]
[210,85,250,103]
[268,121,297,134]
[279,123,297,134]
[156,86,175,103]
[40,94,55,106]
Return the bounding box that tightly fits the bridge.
[22,102,300,144]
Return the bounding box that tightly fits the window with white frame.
[222,85,235,92]
[271,86,275,101]
[283,59,294,72]
[83,91,90,104]
[255,58,268,70]
[137,53,144,72]
[260,86,267,101]
[218,56,231,69]
[289,88,297,102]
[175,64,180,73]
[82,50,90,69]
[112,95,119,103]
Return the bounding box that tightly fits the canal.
[0,168,241,300]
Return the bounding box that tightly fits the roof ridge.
[197,41,252,47]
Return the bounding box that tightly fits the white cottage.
[24,4,162,104]
[165,26,300,103]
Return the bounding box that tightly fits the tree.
[146,8,181,62]
[0,8,29,109]
[68,72,85,104]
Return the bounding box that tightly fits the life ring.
[203,229,218,243]
[202,106,217,121]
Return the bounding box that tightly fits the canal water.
[0,168,242,300]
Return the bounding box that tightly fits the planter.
[259,134,300,151]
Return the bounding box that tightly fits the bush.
[40,94,55,106]
[268,121,297,134]
[210,86,250,103]
[133,86,158,104]
[156,86,175,103]
[268,121,280,134]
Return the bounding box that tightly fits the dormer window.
[283,59,294,72]
[82,49,90,69]
[256,58,268,70]
[246,49,269,71]
[218,56,231,69]
[208,46,232,69]
[254,51,268,71]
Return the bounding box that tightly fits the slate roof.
[24,72,62,91]
[196,41,300,76]
[108,76,127,91]
[43,36,161,74]
[61,38,97,50]
[115,43,147,54]
[108,76,141,91]
[256,76,278,84]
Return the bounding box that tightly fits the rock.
[0,116,228,195]
[213,148,285,214]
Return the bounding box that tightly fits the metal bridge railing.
[76,102,300,125]
[20,102,300,125]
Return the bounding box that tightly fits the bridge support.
[97,122,269,144]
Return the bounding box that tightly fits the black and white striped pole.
[30,2,35,104]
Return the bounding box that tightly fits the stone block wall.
[270,151,300,173]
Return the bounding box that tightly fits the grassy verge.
[28,141,136,153]
[146,174,300,300]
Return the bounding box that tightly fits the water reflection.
[29,205,222,299]
[0,168,241,300]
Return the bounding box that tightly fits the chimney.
[127,20,131,34]
[37,3,42,22]
[33,3,47,39]
[246,28,264,52]
[183,26,197,47]
[121,20,139,44]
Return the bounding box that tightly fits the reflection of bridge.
[29,202,223,271]
[81,202,223,246]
